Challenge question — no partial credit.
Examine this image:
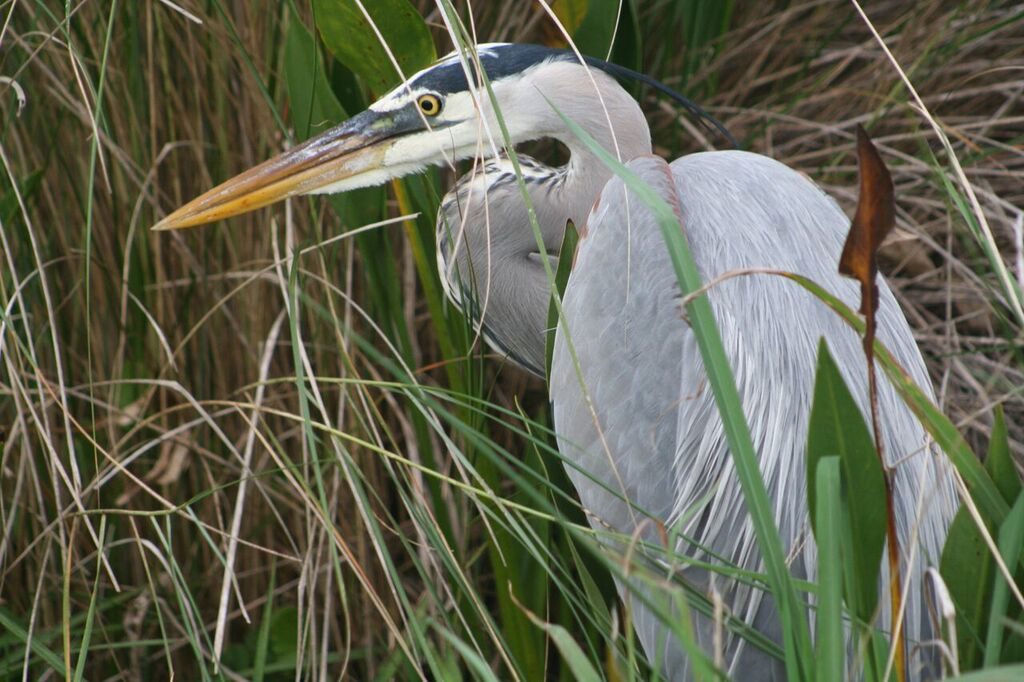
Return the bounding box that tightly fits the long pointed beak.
[153,109,404,230]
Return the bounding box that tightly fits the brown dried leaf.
[839,123,905,681]
[839,124,895,314]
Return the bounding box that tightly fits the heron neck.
[550,84,654,226]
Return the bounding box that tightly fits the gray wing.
[550,152,957,680]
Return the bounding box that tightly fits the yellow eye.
[417,93,443,116]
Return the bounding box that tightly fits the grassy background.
[2,0,1022,679]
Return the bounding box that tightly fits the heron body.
[553,152,955,679]
[157,43,958,680]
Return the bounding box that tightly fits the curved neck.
[529,63,654,226]
[440,68,653,374]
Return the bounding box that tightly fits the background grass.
[2,0,1022,679]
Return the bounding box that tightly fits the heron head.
[154,44,615,230]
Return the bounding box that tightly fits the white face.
[305,44,565,195]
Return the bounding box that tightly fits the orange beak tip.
[151,116,391,232]
[151,212,197,231]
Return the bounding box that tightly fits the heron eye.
[417,93,443,116]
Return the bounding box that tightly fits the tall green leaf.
[806,339,886,623]
[284,11,347,139]
[312,0,435,93]
[546,220,579,380]
[984,491,1024,667]
[571,0,620,57]
[985,406,1021,506]
[938,405,1024,671]
[813,457,845,682]
[677,0,734,90]
[941,507,995,670]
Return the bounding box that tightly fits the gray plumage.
[437,156,564,375]
[433,47,957,681]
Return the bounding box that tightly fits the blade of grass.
[0,608,67,676]
[252,560,277,682]
[814,457,845,682]
[983,491,1024,667]
[523,607,603,682]
[72,517,106,682]
[435,625,505,682]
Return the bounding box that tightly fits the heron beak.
[153,108,411,230]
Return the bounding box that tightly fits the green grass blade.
[985,406,1020,506]
[524,610,603,682]
[72,518,106,682]
[814,457,845,682]
[983,491,1024,667]
[435,626,504,682]
[0,608,67,676]
[546,220,579,379]
[252,561,277,682]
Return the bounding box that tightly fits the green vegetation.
[2,1,1022,679]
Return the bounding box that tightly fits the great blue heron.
[156,43,957,680]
